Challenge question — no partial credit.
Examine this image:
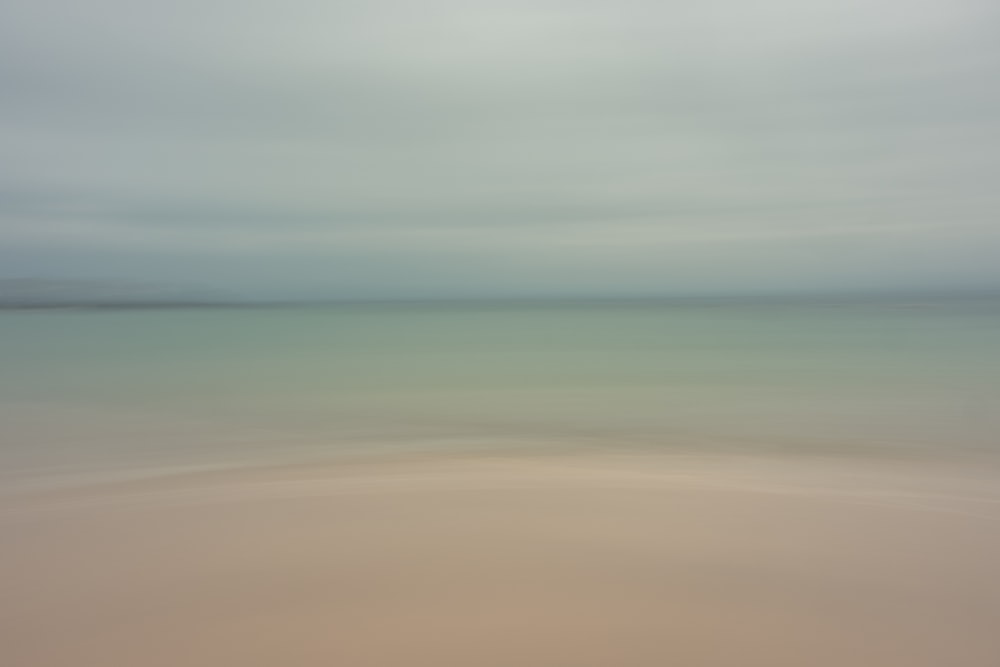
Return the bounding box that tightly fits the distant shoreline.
[2,290,1000,311]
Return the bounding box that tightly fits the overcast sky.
[2,0,999,299]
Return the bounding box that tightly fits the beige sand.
[4,453,1000,666]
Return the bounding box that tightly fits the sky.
[2,0,999,299]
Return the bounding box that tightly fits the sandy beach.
[4,452,1000,667]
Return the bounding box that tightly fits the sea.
[3,296,1000,485]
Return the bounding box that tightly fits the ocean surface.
[3,298,1000,484]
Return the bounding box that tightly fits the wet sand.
[4,453,1000,666]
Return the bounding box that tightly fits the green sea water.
[3,298,1000,481]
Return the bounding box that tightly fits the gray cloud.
[2,0,999,297]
